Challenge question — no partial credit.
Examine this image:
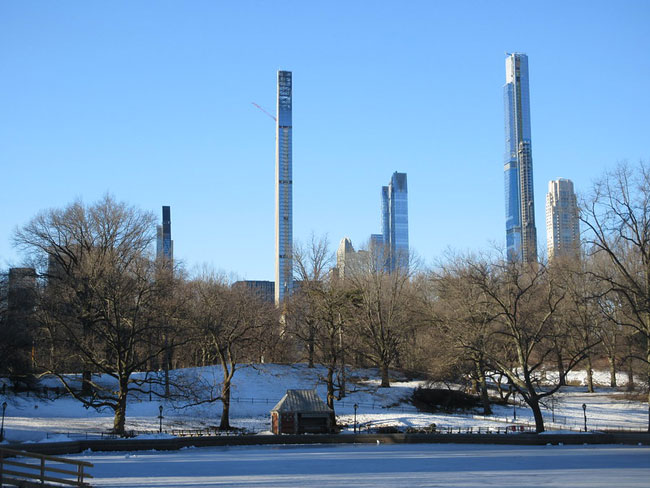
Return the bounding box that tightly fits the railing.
[0,447,93,487]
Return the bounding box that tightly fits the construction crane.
[251,102,276,122]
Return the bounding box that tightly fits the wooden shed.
[271,389,334,435]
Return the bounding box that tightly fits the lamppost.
[158,405,164,434]
[513,393,517,421]
[1,401,7,441]
[353,403,358,433]
[582,403,587,432]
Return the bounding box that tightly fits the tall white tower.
[546,178,580,260]
[275,70,293,305]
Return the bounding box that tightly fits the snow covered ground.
[0,363,647,444]
[69,443,650,487]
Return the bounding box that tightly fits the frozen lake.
[72,443,650,487]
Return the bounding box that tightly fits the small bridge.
[0,447,93,487]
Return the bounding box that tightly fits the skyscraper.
[275,70,293,304]
[156,206,173,264]
[546,178,580,260]
[381,172,409,271]
[504,53,538,263]
[335,237,355,280]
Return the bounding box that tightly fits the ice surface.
[70,443,650,487]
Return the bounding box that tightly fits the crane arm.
[251,102,276,122]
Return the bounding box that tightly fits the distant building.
[275,70,293,305]
[156,206,173,264]
[546,178,580,260]
[381,172,409,272]
[335,237,356,280]
[233,280,275,303]
[369,234,384,249]
[8,268,37,313]
[504,52,537,263]
[4,268,37,372]
[7,267,37,333]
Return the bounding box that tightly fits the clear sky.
[1,1,649,279]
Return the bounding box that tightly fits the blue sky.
[1,1,649,279]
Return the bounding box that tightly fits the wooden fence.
[0,447,93,487]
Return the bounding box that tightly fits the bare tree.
[291,234,333,367]
[429,255,500,414]
[549,256,607,393]
[347,244,417,387]
[13,196,184,435]
[580,161,650,430]
[467,257,596,432]
[189,273,270,430]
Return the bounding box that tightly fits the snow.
[0,364,647,445]
[68,443,650,487]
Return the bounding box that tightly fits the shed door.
[299,415,329,433]
[281,413,295,434]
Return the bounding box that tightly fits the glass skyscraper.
[381,172,409,271]
[275,70,293,304]
[504,53,537,263]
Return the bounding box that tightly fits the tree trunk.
[586,356,594,393]
[380,362,390,388]
[219,379,231,430]
[529,396,545,433]
[81,370,92,396]
[164,336,171,398]
[555,346,566,386]
[475,360,492,415]
[337,365,346,400]
[326,365,335,411]
[627,357,635,391]
[307,328,315,368]
[607,356,617,387]
[113,376,129,436]
[338,325,346,399]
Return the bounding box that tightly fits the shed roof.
[271,389,333,413]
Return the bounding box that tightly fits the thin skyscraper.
[546,178,580,260]
[381,172,409,272]
[504,52,538,263]
[275,70,293,305]
[156,205,173,264]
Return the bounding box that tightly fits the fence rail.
[0,447,93,487]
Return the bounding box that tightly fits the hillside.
[0,363,647,444]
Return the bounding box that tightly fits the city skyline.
[1,2,648,279]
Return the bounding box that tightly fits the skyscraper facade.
[381,172,409,271]
[546,178,580,260]
[504,53,538,263]
[335,237,355,280]
[275,70,293,304]
[156,205,173,263]
[232,280,275,303]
